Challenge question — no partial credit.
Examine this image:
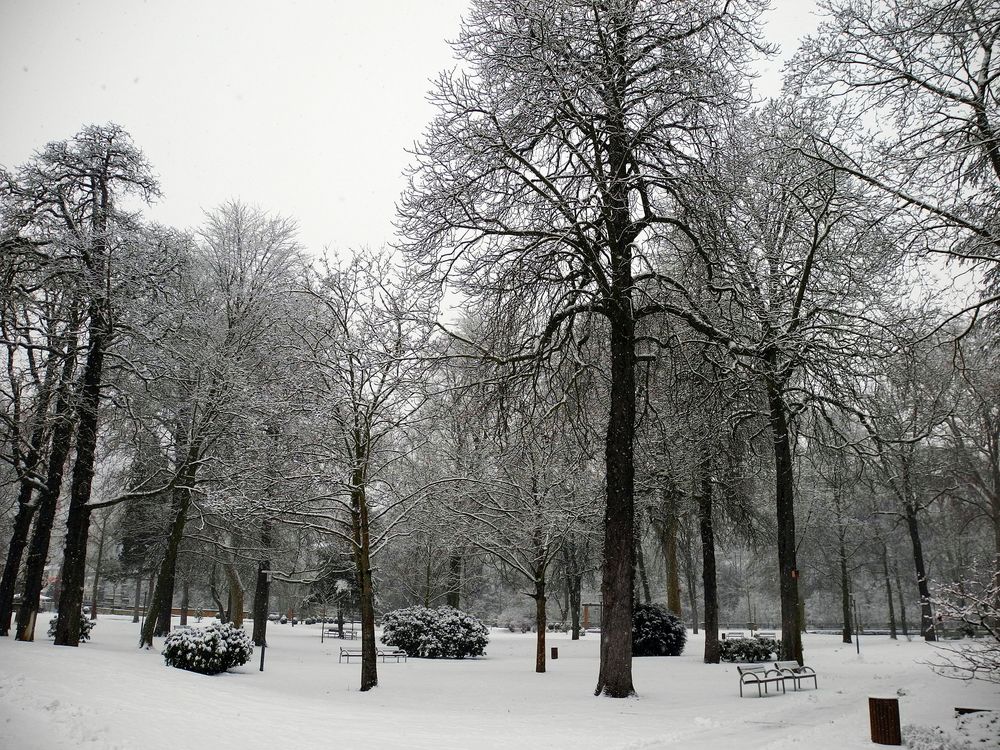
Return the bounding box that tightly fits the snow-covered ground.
[1,616,996,749]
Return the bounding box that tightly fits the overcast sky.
[0,0,818,255]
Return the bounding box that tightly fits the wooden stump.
[869,697,901,745]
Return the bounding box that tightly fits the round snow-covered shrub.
[47,613,94,642]
[632,603,686,656]
[719,636,779,663]
[381,605,489,659]
[162,623,253,675]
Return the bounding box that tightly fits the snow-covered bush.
[162,623,253,675]
[719,636,779,663]
[931,569,1000,685]
[47,613,94,642]
[632,603,686,657]
[381,605,489,658]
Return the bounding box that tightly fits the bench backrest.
[737,665,767,675]
[774,660,800,671]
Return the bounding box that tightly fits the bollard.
[551,646,558,660]
[869,697,901,745]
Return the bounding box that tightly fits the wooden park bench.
[755,631,777,639]
[737,665,786,698]
[774,660,818,691]
[325,627,358,640]
[722,631,748,640]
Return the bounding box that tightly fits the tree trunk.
[53,295,110,647]
[696,450,720,664]
[251,519,272,646]
[882,543,897,639]
[140,473,194,647]
[660,488,682,616]
[179,577,189,627]
[595,241,636,698]
[0,491,36,636]
[446,550,462,609]
[0,341,63,636]
[224,563,244,628]
[680,519,699,634]
[894,563,909,637]
[89,514,109,621]
[132,573,142,623]
[635,532,652,605]
[903,501,936,641]
[534,575,547,673]
[350,460,378,692]
[765,374,803,664]
[840,540,852,644]
[569,572,582,640]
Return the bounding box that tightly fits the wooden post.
[869,697,901,745]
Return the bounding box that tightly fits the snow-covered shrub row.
[718,636,779,663]
[47,613,94,642]
[632,603,686,656]
[381,605,489,659]
[162,623,253,675]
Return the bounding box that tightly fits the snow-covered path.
[1,617,996,749]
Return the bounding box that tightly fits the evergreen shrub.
[381,605,489,658]
[719,636,779,663]
[632,603,687,656]
[47,613,94,642]
[162,622,253,675]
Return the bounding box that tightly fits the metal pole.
[259,640,266,671]
[852,595,861,655]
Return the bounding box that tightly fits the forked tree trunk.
[765,373,803,664]
[54,313,108,647]
[696,451,720,664]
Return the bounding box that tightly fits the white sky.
[0,0,817,255]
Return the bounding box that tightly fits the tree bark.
[225,563,244,628]
[132,573,142,624]
[596,312,636,695]
[350,459,378,692]
[894,563,909,637]
[446,550,462,609]
[903,500,936,641]
[659,488,682,616]
[839,539,852,644]
[696,450,720,663]
[680,519,699,634]
[765,373,804,663]
[635,531,652,605]
[251,519,272,646]
[882,543,897,640]
[533,575,547,673]
[0,496,35,636]
[140,468,195,647]
[179,577,189,627]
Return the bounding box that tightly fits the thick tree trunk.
[53,296,109,647]
[351,461,378,692]
[765,375,803,664]
[696,451,720,664]
[534,576,547,673]
[446,550,462,609]
[140,475,194,647]
[251,519,272,646]
[595,295,636,698]
[903,501,936,641]
[0,495,35,636]
[882,544,897,639]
